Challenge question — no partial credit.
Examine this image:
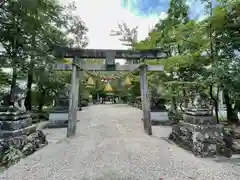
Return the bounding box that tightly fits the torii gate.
[53,46,167,137]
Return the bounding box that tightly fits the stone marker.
[149,89,169,125]
[48,84,70,128]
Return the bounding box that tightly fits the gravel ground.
[1,104,240,180]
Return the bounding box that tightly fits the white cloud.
[59,0,166,50]
[2,0,166,72]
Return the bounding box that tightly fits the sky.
[59,0,205,65]
[60,0,206,50]
[2,0,205,76]
[1,0,205,52]
[60,0,168,50]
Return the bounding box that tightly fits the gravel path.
[1,104,240,180]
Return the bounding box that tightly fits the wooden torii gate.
[53,47,167,137]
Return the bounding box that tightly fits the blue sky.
[122,0,170,16]
[122,0,206,19]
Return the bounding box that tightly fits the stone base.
[0,125,37,138]
[183,112,217,125]
[0,118,32,131]
[49,112,68,121]
[169,121,232,157]
[47,120,68,128]
[48,112,68,128]
[169,108,234,157]
[151,112,169,122]
[0,130,48,167]
[151,112,170,125]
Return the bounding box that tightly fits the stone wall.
[169,109,232,157]
[0,130,47,167]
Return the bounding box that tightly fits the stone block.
[0,125,36,138]
[48,112,69,128]
[0,118,32,131]
[0,111,30,121]
[49,112,68,121]
[169,121,232,157]
[150,112,169,122]
[47,120,68,128]
[179,121,224,136]
[0,130,48,167]
[183,109,216,125]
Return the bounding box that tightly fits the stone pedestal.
[0,106,47,167]
[0,106,36,138]
[169,108,232,157]
[150,112,169,124]
[150,98,169,125]
[48,112,69,128]
[48,85,70,128]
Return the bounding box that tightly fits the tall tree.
[23,1,88,111]
[24,0,65,111]
[0,0,30,105]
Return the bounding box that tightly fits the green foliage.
[0,70,10,89]
[0,0,88,109]
[111,0,240,123]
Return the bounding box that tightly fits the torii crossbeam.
[52,47,167,137]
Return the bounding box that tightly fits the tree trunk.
[25,35,36,111]
[38,89,46,111]
[183,89,188,108]
[223,89,239,124]
[8,67,17,106]
[24,60,34,111]
[171,96,177,112]
[209,85,219,124]
[8,22,18,106]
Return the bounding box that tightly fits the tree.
[0,0,88,112]
[23,0,66,111]
[146,0,194,112]
[110,22,138,48]
[0,0,32,105]
[133,0,240,125]
[59,2,88,48]
[111,0,240,126]
[33,67,71,111]
[211,0,240,123]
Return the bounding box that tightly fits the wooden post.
[67,57,79,137]
[140,67,146,130]
[74,58,80,134]
[140,64,152,135]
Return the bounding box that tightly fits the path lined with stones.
[1,104,240,180]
